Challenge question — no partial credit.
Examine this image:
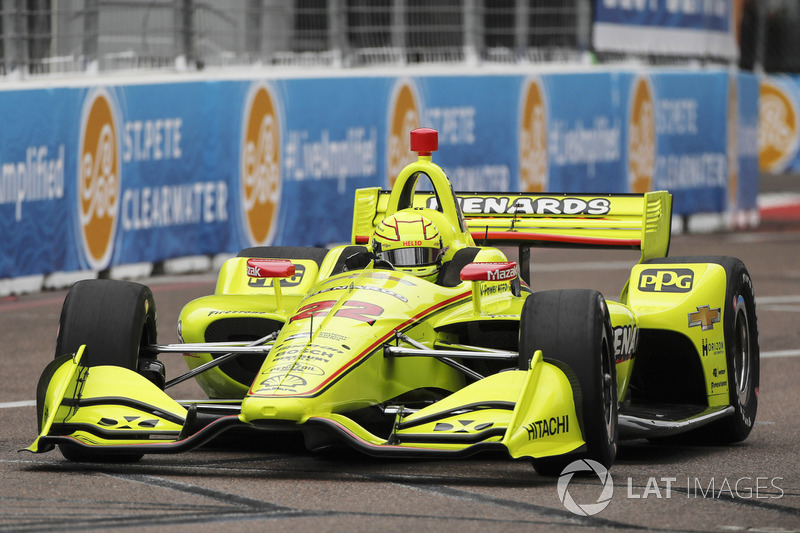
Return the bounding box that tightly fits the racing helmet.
[372,211,444,281]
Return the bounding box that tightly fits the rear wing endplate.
[352,189,673,267]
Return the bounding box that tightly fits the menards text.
[427,196,611,215]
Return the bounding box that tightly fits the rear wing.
[352,189,672,266]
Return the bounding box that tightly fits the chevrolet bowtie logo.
[688,305,721,331]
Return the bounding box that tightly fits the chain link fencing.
[0,0,793,78]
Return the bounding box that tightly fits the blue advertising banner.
[649,72,730,215]
[594,0,738,60]
[0,68,757,282]
[72,83,239,273]
[111,81,236,267]
[735,72,759,213]
[759,74,800,174]
[0,87,73,278]
[534,72,626,193]
[270,77,388,248]
[382,76,518,193]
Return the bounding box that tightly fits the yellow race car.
[27,128,759,476]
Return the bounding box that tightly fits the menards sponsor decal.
[426,195,611,216]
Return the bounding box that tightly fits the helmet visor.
[377,247,441,267]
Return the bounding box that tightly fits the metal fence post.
[328,0,346,66]
[9,0,29,74]
[753,0,765,72]
[392,0,406,64]
[514,0,528,59]
[26,0,51,73]
[245,0,262,60]
[83,0,98,68]
[178,0,195,69]
[463,0,480,65]
[262,0,291,64]
[576,0,591,55]
[0,0,7,74]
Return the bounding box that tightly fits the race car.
[26,128,759,475]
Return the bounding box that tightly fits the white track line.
[761,349,800,359]
[0,400,34,409]
[757,296,800,304]
[757,296,800,312]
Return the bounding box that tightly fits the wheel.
[56,280,160,379]
[644,256,759,443]
[54,279,161,462]
[518,290,617,476]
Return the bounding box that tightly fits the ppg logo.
[638,269,694,293]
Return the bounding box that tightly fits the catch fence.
[1,0,780,78]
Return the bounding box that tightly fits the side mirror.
[460,261,518,282]
[460,262,518,316]
[246,258,295,310]
[246,258,295,279]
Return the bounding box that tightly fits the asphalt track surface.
[1,228,799,532]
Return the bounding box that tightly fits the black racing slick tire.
[53,279,161,462]
[519,290,618,476]
[644,256,759,443]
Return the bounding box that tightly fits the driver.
[345,210,446,282]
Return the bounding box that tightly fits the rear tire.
[54,279,160,462]
[519,290,617,476]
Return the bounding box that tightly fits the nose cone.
[239,395,310,424]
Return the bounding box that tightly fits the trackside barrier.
[0,68,758,294]
[759,74,800,174]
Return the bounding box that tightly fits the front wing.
[25,348,586,461]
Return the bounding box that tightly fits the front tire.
[519,290,617,476]
[53,279,160,462]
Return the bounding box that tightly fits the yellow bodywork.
[627,262,730,404]
[27,346,187,453]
